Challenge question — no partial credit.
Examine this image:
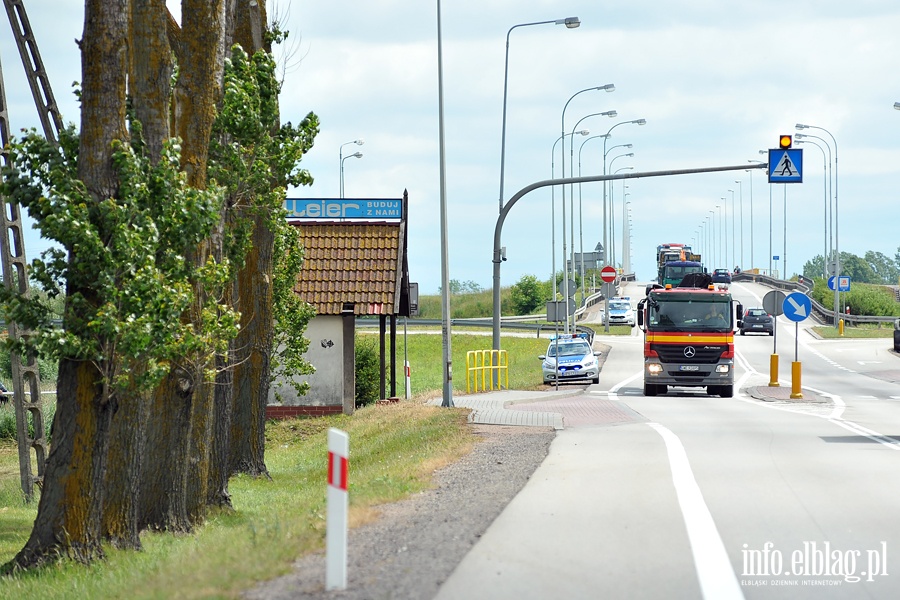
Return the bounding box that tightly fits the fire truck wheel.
[643,383,657,397]
[720,385,733,398]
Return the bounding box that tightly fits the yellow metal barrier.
[466,350,509,393]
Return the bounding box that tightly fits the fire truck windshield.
[648,298,731,331]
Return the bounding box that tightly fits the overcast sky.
[2,1,899,295]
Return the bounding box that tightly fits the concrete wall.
[269,315,349,410]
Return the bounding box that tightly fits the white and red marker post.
[326,428,349,590]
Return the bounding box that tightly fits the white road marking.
[648,423,745,600]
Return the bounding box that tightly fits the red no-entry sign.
[600,265,616,283]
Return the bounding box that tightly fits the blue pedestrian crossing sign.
[782,292,812,322]
[768,148,803,183]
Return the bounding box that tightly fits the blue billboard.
[284,198,403,220]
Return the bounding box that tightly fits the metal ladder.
[0,0,63,501]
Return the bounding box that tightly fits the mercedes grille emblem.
[683,346,696,358]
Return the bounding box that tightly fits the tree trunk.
[140,0,228,531]
[130,0,173,162]
[229,223,274,477]
[228,0,274,479]
[10,0,129,569]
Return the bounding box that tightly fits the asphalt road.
[436,280,900,600]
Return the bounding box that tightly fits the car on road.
[739,307,774,335]
[711,268,732,284]
[604,297,636,327]
[538,334,601,384]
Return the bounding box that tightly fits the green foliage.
[810,277,900,317]
[271,220,315,394]
[354,337,381,407]
[510,274,548,315]
[208,45,319,395]
[0,126,235,394]
[417,286,513,319]
[439,279,483,295]
[803,250,900,285]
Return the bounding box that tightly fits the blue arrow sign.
[782,292,812,322]
[768,148,803,183]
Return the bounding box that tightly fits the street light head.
[576,129,590,136]
[895,102,900,110]
[794,133,806,139]
[354,138,365,146]
[624,153,634,157]
[598,83,616,92]
[795,123,808,130]
[557,16,581,28]
[624,144,633,149]
[352,152,363,158]
[758,149,767,155]
[635,119,647,125]
[603,110,618,118]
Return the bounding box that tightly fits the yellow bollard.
[768,354,780,387]
[839,318,844,336]
[790,361,803,399]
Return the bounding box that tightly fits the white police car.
[538,333,601,385]
[605,296,636,327]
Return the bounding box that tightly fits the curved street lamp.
[795,137,831,278]
[498,16,581,214]
[608,152,633,269]
[734,180,743,268]
[560,84,615,331]
[552,130,589,310]
[340,151,363,198]
[796,123,839,326]
[602,119,646,272]
[339,139,364,196]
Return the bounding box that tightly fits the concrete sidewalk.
[430,389,586,430]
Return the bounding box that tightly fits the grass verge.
[811,325,896,339]
[0,402,475,599]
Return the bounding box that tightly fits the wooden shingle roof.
[292,221,406,316]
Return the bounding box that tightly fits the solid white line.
[611,370,644,393]
[648,423,745,600]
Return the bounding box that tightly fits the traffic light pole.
[492,163,770,353]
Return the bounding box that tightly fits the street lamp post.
[734,180,743,268]
[727,189,735,270]
[795,137,830,278]
[498,16,581,214]
[608,152,634,269]
[716,205,723,269]
[577,133,611,304]
[436,0,452,406]
[339,139,364,196]
[616,168,634,276]
[748,158,765,270]
[553,130,589,314]
[340,152,363,198]
[796,123,839,326]
[561,84,615,332]
[602,118,646,280]
[569,111,616,302]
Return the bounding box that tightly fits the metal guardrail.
[732,272,898,327]
[357,317,596,341]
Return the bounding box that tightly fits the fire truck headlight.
[647,364,663,375]
[715,364,730,374]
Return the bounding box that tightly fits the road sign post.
[762,290,786,387]
[600,265,616,332]
[782,292,811,399]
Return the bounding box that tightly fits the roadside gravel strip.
[244,424,556,600]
